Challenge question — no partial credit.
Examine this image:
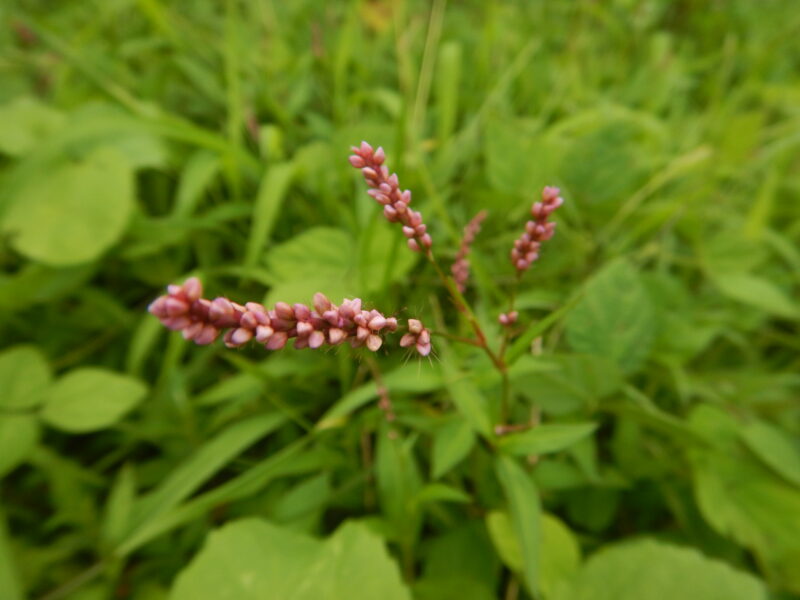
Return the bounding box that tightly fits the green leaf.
[712,272,799,319]
[486,510,523,572]
[0,96,65,156]
[41,368,147,433]
[555,538,767,600]
[495,455,541,596]
[740,420,800,487]
[0,415,39,478]
[416,483,471,505]
[498,423,598,457]
[441,358,493,438]
[0,345,51,409]
[0,509,23,600]
[540,513,581,599]
[245,160,295,267]
[131,413,286,532]
[511,355,622,415]
[101,464,137,547]
[170,519,411,600]
[2,147,135,265]
[432,417,476,478]
[172,149,220,217]
[688,405,800,592]
[565,259,656,373]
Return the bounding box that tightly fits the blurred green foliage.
[1,0,800,598]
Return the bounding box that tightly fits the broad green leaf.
[0,509,23,600]
[511,354,622,415]
[2,147,135,265]
[540,513,581,599]
[498,423,598,457]
[0,415,39,478]
[740,420,800,486]
[41,368,147,433]
[565,259,656,373]
[245,160,295,267]
[688,405,800,592]
[555,538,766,600]
[0,96,65,156]
[432,417,476,478]
[0,345,51,409]
[486,510,523,572]
[495,455,541,596]
[712,272,799,319]
[170,519,411,600]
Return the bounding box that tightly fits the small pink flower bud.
[368,315,387,331]
[148,297,168,317]
[374,146,385,164]
[362,167,378,180]
[408,319,423,334]
[499,313,509,325]
[255,325,274,343]
[360,141,373,154]
[165,297,189,317]
[231,328,253,346]
[387,173,399,187]
[240,311,258,330]
[418,329,430,345]
[366,334,383,352]
[296,321,314,336]
[209,297,235,322]
[293,303,311,321]
[401,190,411,204]
[274,302,295,320]
[182,321,204,340]
[407,239,420,252]
[384,205,398,221]
[402,226,415,238]
[162,316,191,330]
[394,201,407,214]
[194,325,219,345]
[183,277,203,302]
[386,317,398,331]
[421,233,432,248]
[167,284,182,296]
[349,155,366,168]
[294,337,309,350]
[308,330,326,349]
[400,333,415,347]
[356,326,370,341]
[542,186,560,202]
[313,293,331,314]
[328,328,346,345]
[266,331,288,350]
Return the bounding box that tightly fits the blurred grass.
[1,0,800,598]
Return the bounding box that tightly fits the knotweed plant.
[150,142,563,427]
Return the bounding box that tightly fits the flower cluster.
[349,141,432,253]
[399,319,432,357]
[510,186,564,272]
[451,210,487,293]
[149,277,430,355]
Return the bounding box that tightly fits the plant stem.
[426,250,512,423]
